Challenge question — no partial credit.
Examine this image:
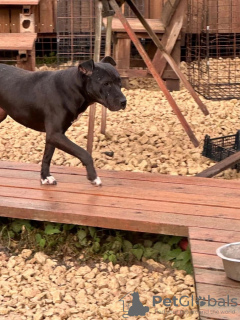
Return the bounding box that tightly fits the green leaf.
[123,240,133,252]
[89,227,96,238]
[131,248,143,261]
[44,224,61,235]
[35,233,42,243]
[176,250,191,263]
[63,224,75,231]
[39,238,46,248]
[168,236,183,246]
[184,262,193,274]
[153,241,163,251]
[133,243,145,250]
[154,243,171,256]
[111,240,122,253]
[77,229,87,241]
[144,240,153,248]
[143,248,158,259]
[108,254,117,263]
[103,253,108,261]
[92,242,100,253]
[164,248,182,261]
[11,220,32,233]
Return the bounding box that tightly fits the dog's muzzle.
[120,99,127,110]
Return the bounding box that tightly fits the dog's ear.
[78,60,95,75]
[101,56,116,66]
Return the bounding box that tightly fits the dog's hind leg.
[0,107,7,123]
[40,143,57,185]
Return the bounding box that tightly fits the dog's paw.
[41,176,57,185]
[91,176,102,187]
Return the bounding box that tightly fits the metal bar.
[101,15,113,135]
[125,0,209,116]
[109,0,199,147]
[87,0,103,154]
[70,0,74,64]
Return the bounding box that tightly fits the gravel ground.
[0,64,240,180]
[0,250,198,320]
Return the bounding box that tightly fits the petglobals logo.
[153,295,238,308]
[119,291,149,318]
[119,291,238,318]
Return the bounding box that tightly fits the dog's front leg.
[46,132,102,186]
[40,143,56,185]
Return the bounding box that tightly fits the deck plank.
[200,304,240,319]
[194,269,240,289]
[189,227,240,243]
[190,240,226,255]
[1,168,240,215]
[1,160,240,190]
[191,252,224,271]
[196,283,240,302]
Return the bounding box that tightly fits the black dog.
[0,56,126,186]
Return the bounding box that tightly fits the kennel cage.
[186,0,240,100]
[56,0,150,67]
[57,0,98,66]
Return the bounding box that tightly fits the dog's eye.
[104,82,110,87]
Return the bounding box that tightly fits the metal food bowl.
[216,242,240,281]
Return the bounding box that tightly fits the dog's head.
[78,56,127,111]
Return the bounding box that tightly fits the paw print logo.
[196,296,207,307]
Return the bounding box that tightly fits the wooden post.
[101,15,113,135]
[87,0,103,154]
[152,0,186,78]
[125,0,209,116]
[109,0,199,147]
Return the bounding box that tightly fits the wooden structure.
[0,0,56,70]
[109,1,182,91]
[0,160,239,319]
[0,0,55,33]
[0,0,41,70]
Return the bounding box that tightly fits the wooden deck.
[0,161,240,319]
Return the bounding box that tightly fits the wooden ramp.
[0,161,239,319]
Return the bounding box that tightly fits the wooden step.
[0,0,40,4]
[105,17,165,34]
[0,33,37,51]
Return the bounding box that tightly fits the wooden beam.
[196,151,240,178]
[101,15,113,135]
[126,0,209,116]
[152,0,187,77]
[87,0,102,155]
[161,0,181,27]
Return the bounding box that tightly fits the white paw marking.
[91,176,102,186]
[41,176,57,185]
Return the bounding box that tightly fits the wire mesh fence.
[57,0,97,66]
[56,0,154,68]
[186,0,240,100]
